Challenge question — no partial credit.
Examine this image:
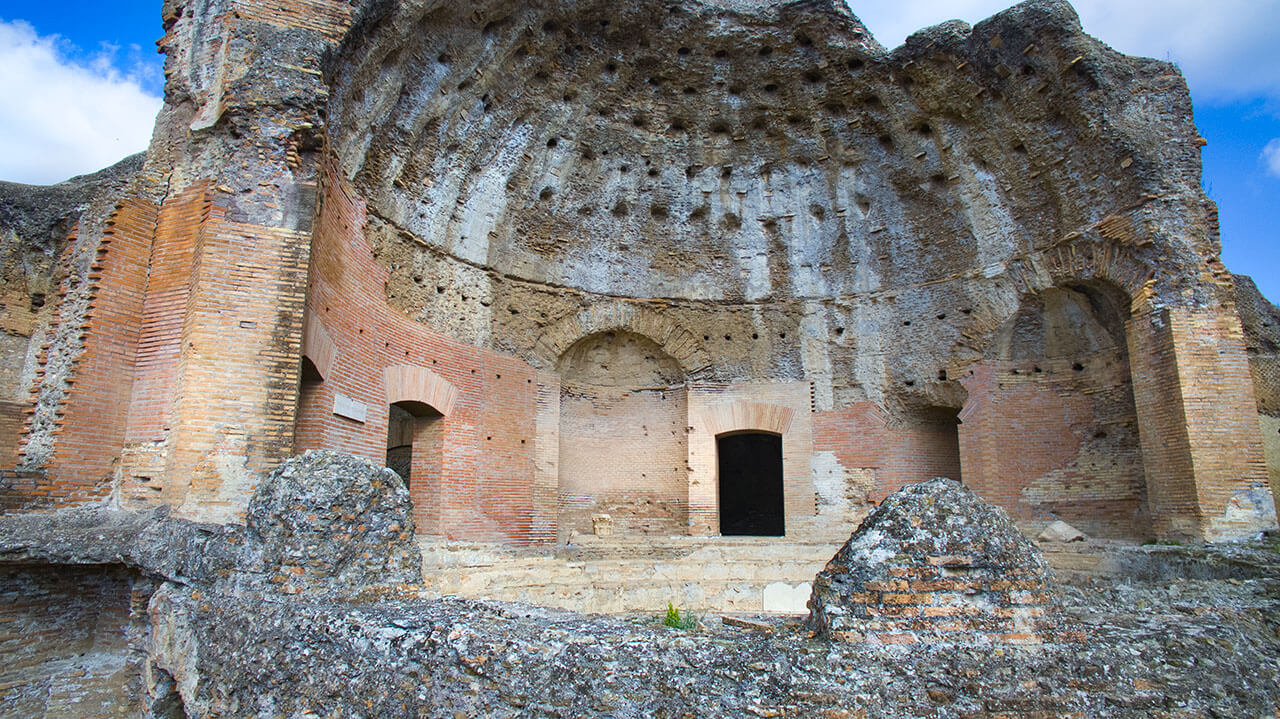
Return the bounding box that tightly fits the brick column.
[1127,303,1277,540]
[163,216,312,521]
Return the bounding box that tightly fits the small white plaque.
[332,393,367,423]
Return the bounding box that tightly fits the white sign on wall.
[332,393,367,423]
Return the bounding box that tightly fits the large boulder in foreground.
[241,450,422,596]
[808,478,1059,645]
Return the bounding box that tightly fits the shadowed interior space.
[718,432,785,536]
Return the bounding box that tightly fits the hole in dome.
[795,32,813,47]
[539,187,554,200]
[715,49,728,59]
[847,58,864,71]
[678,47,691,55]
[683,86,697,95]
[758,46,773,57]
[803,69,823,83]
[763,82,778,92]
[542,19,559,33]
[546,137,559,148]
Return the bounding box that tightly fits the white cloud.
[0,20,163,185]
[1263,139,1280,180]
[849,1,1280,106]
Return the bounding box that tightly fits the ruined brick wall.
[1236,275,1280,516]
[958,356,1148,540]
[812,402,963,507]
[556,331,690,538]
[559,386,689,538]
[293,162,546,543]
[13,195,157,508]
[0,565,153,717]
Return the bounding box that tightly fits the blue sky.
[1,1,1277,301]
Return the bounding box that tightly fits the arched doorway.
[386,400,442,488]
[382,365,457,536]
[717,431,785,536]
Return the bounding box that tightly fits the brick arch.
[1021,227,1153,310]
[302,314,337,380]
[383,364,458,416]
[697,401,796,437]
[961,233,1150,357]
[534,303,712,379]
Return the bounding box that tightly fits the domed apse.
[963,280,1150,540]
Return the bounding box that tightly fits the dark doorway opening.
[717,432,785,536]
[386,400,442,488]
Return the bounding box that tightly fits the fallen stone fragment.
[808,477,1060,645]
[722,616,773,631]
[1039,520,1087,543]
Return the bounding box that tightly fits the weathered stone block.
[808,477,1060,643]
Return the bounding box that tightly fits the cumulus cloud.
[850,0,1280,105]
[1263,139,1280,180]
[0,20,163,185]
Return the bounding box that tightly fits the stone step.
[417,536,839,613]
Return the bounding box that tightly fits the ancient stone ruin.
[808,477,1060,644]
[1,0,1280,715]
[0,0,1276,547]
